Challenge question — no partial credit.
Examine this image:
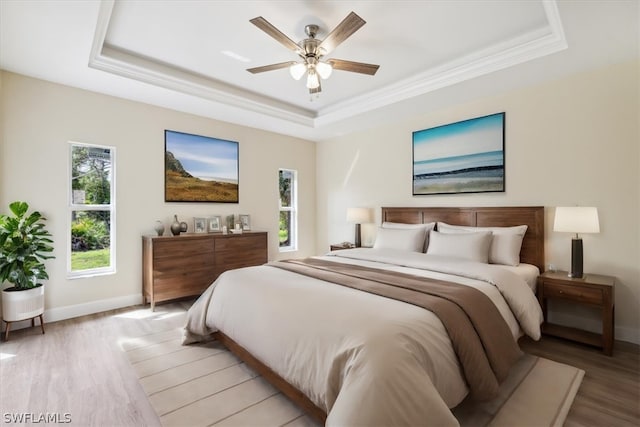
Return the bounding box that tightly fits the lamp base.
[569,238,583,278]
[354,223,362,248]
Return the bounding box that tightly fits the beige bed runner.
[271,258,523,400]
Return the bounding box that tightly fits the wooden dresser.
[142,232,268,310]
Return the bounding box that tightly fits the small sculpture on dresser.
[170,215,181,236]
[154,220,165,236]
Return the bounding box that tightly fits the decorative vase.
[180,221,188,233]
[170,215,181,236]
[154,220,165,236]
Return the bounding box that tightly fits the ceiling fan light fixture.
[316,61,333,79]
[249,12,378,97]
[306,70,320,89]
[289,62,306,80]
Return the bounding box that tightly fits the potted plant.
[0,201,54,328]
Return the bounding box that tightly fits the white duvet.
[183,248,543,426]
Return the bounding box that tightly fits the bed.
[183,206,545,426]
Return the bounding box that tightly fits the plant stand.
[1,285,46,341]
[3,314,45,341]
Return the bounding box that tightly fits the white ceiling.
[1,1,638,141]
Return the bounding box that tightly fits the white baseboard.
[616,325,640,345]
[2,294,143,333]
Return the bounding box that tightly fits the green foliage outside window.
[279,170,293,247]
[70,144,113,271]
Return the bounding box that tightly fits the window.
[68,142,115,277]
[279,169,297,252]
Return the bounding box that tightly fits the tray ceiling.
[1,1,638,141]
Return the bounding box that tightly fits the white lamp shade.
[316,61,333,79]
[289,63,306,80]
[347,207,373,224]
[554,207,600,234]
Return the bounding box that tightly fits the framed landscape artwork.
[165,130,239,202]
[412,112,505,195]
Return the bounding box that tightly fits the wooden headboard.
[381,206,545,271]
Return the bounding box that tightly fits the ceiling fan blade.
[318,12,366,55]
[247,61,297,74]
[328,59,379,75]
[250,17,300,52]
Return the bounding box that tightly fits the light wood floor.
[1,301,639,426]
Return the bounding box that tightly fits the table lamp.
[346,207,373,248]
[553,206,600,278]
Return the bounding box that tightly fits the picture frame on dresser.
[194,217,207,233]
[239,214,251,230]
[225,214,235,230]
[208,216,222,232]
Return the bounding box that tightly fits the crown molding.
[88,0,567,130]
[90,44,316,126]
[316,1,567,127]
[88,0,315,127]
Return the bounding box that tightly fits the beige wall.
[316,60,640,344]
[2,60,638,344]
[0,71,316,320]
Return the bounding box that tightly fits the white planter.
[1,285,45,322]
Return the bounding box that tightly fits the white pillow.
[382,222,435,252]
[437,222,527,266]
[426,230,493,263]
[373,226,427,252]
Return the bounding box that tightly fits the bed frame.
[214,205,546,424]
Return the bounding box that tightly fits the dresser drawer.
[215,234,266,252]
[154,238,215,259]
[154,252,214,272]
[154,268,215,293]
[543,281,603,305]
[215,247,267,267]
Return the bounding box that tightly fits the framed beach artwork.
[412,112,505,196]
[165,130,239,202]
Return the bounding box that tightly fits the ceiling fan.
[247,11,380,95]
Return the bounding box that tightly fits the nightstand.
[330,242,355,251]
[537,270,615,355]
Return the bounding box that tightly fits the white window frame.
[67,142,116,278]
[279,168,298,252]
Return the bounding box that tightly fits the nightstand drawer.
[543,282,602,304]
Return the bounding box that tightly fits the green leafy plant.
[0,201,55,290]
[71,214,109,251]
